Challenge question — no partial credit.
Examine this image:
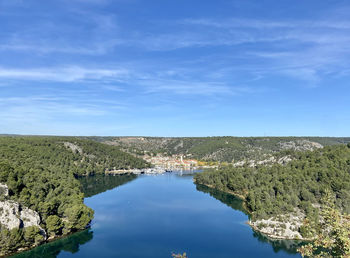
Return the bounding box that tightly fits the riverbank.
[1,226,92,258]
[12,172,305,257]
[105,166,208,175]
[105,167,169,175]
[195,181,247,201]
[194,180,308,241]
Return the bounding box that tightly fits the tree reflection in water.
[196,184,304,255]
[13,174,138,258]
[13,229,93,258]
[78,174,137,198]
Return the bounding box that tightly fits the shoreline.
[247,221,311,241]
[194,181,309,241]
[105,166,205,175]
[4,172,306,257]
[0,226,92,258]
[105,167,168,175]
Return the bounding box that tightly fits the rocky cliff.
[0,183,43,232]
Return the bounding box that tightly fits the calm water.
[15,172,302,258]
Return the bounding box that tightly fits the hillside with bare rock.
[101,136,350,163]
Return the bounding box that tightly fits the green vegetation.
[106,136,350,162]
[195,144,350,255]
[0,224,44,255]
[14,229,93,258]
[194,144,350,225]
[298,190,350,257]
[0,136,149,255]
[2,135,350,256]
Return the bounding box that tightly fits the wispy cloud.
[0,94,129,135]
[0,5,122,56]
[0,66,129,82]
[0,41,122,55]
[173,17,350,84]
[1,0,349,136]
[129,31,291,51]
[0,64,257,97]
[0,96,118,117]
[182,18,350,30]
[2,2,350,88]
[142,79,247,96]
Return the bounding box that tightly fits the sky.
[0,0,350,137]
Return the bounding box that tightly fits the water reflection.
[252,231,304,254]
[13,174,137,258]
[195,183,302,255]
[78,174,137,197]
[174,170,202,177]
[14,173,302,257]
[12,229,93,258]
[195,184,248,215]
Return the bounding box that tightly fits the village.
[143,154,199,170]
[105,155,202,175]
[105,153,219,175]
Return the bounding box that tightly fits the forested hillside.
[0,136,149,256]
[103,136,350,162]
[194,144,350,239]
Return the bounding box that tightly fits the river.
[14,171,302,258]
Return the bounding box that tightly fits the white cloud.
[182,18,350,30]
[281,68,320,85]
[140,79,251,96]
[175,17,350,84]
[0,96,108,116]
[0,42,122,55]
[0,66,129,82]
[0,7,122,56]
[0,94,131,135]
[0,64,257,97]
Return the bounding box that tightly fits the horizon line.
[1,133,350,138]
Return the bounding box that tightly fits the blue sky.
[0,0,349,136]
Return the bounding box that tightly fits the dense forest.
[0,136,149,255]
[194,144,350,238]
[103,136,350,162]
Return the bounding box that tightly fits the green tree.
[24,226,44,245]
[64,204,94,232]
[46,215,63,236]
[298,190,350,257]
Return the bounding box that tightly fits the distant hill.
[100,136,350,162]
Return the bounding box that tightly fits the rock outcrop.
[279,140,323,151]
[0,183,42,231]
[64,142,96,159]
[64,142,83,154]
[0,200,41,230]
[233,155,293,168]
[249,211,305,240]
[20,206,41,228]
[0,201,22,230]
